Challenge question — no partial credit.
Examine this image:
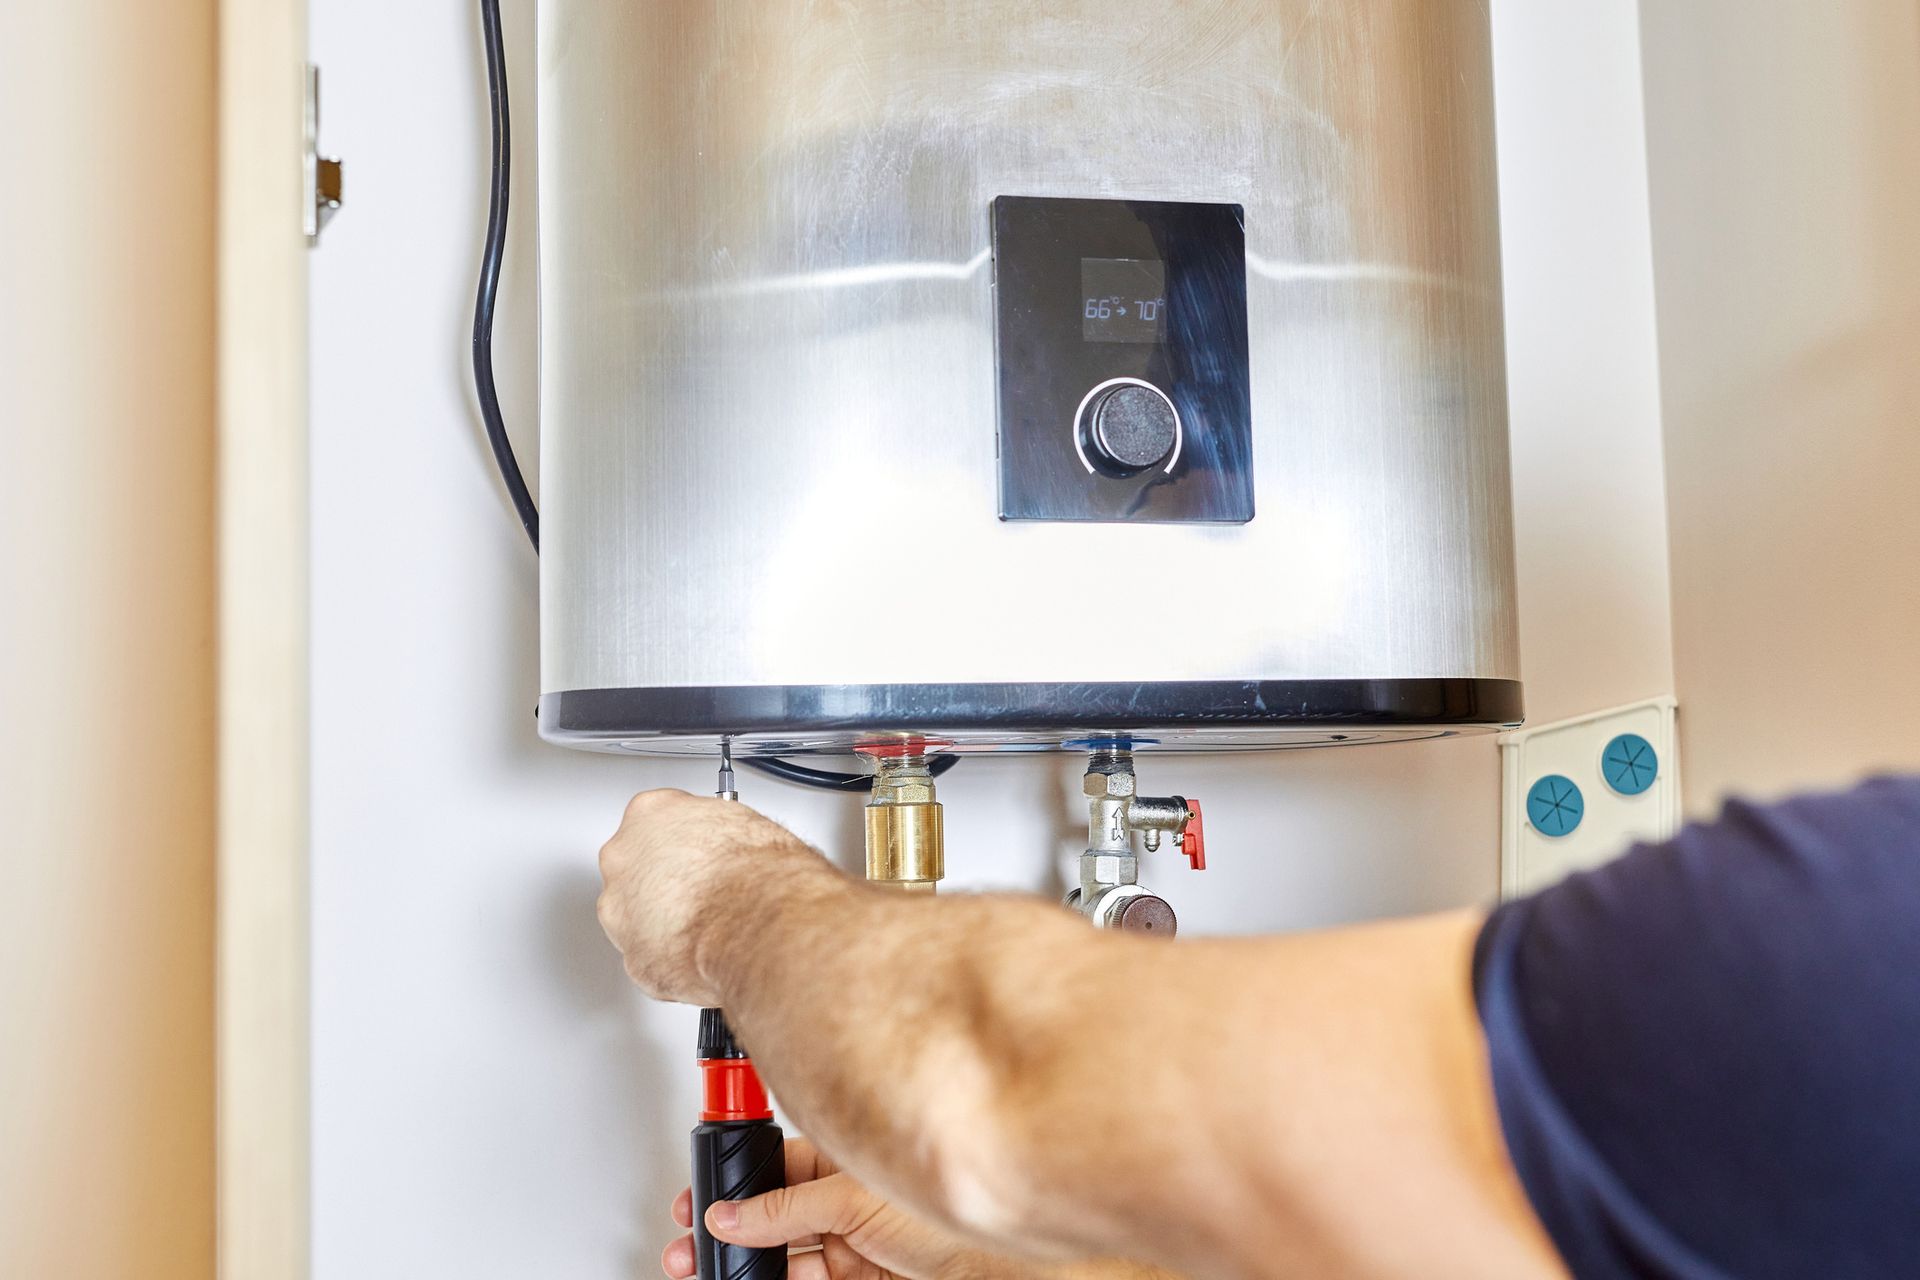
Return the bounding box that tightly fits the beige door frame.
[217,0,310,1276]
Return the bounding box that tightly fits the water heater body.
[534,0,1521,755]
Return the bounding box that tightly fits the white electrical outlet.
[1500,697,1680,898]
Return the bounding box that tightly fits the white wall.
[1639,2,1920,811]
[0,2,217,1276]
[307,2,1671,1274]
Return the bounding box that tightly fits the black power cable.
[472,0,957,793]
[474,0,539,552]
[744,753,961,792]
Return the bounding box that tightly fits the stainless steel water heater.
[533,0,1520,757]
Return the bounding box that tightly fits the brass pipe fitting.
[863,753,945,892]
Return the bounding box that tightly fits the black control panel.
[992,196,1253,523]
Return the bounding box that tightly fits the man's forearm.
[696,864,1559,1280]
[700,871,1325,1274]
[701,865,1155,1257]
[599,791,1560,1278]
[709,873,1062,1184]
[594,790,1142,1259]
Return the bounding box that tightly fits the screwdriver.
[690,741,787,1279]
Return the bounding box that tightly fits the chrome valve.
[1065,748,1205,936]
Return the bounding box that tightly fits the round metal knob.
[1112,893,1178,936]
[1079,381,1179,476]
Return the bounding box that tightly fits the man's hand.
[661,1139,1175,1280]
[595,789,840,1005]
[661,1138,1003,1280]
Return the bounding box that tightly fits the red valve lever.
[1179,799,1206,870]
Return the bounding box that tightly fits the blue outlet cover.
[1527,774,1585,838]
[1602,732,1659,796]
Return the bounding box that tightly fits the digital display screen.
[1081,257,1167,344]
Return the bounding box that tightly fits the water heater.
[531,0,1520,757]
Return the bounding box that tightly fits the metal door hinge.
[304,65,343,244]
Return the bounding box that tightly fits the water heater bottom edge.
[536,678,1523,756]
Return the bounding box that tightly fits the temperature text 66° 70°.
[1084,297,1164,321]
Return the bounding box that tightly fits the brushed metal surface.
[536,0,1518,733]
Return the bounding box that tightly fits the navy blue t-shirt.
[1474,777,1920,1279]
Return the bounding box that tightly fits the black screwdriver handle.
[691,1118,787,1280]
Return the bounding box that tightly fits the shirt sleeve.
[1473,776,1920,1280]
